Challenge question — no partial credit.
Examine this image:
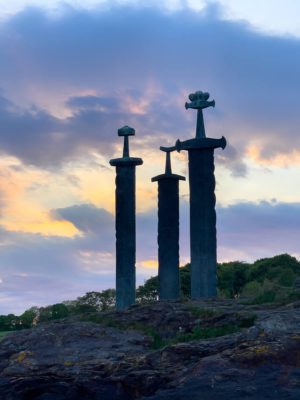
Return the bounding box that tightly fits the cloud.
[53,203,114,235]
[66,95,120,111]
[217,200,300,260]
[1,199,300,314]
[0,3,300,315]
[0,4,298,172]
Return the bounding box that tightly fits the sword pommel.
[160,145,176,153]
[118,125,135,136]
[116,125,135,157]
[185,91,215,110]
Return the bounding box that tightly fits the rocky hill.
[1,299,300,399]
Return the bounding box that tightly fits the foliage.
[76,290,116,311]
[251,291,276,305]
[218,261,250,298]
[148,316,255,349]
[1,254,300,334]
[0,331,13,340]
[172,324,241,344]
[51,303,69,319]
[0,314,22,331]
[187,306,219,319]
[240,281,263,297]
[278,268,296,287]
[73,304,98,313]
[137,253,300,302]
[136,264,191,302]
[136,276,158,303]
[286,291,300,303]
[19,307,39,328]
[249,254,300,283]
[180,264,191,298]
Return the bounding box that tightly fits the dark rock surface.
[1,299,300,399]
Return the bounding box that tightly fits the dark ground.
[1,299,300,399]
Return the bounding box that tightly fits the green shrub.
[187,306,218,319]
[250,254,300,283]
[136,276,158,302]
[173,324,240,343]
[252,290,276,304]
[217,261,250,298]
[241,281,263,297]
[286,291,300,302]
[0,331,13,340]
[278,268,296,287]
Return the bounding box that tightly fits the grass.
[0,331,14,340]
[82,311,256,350]
[151,319,255,349]
[187,306,219,319]
[250,291,276,305]
[249,288,300,306]
[171,324,240,344]
[286,291,300,303]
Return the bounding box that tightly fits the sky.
[0,0,300,314]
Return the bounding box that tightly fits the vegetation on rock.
[1,254,299,333]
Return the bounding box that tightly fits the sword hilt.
[185,91,215,110]
[159,146,176,174]
[118,125,135,157]
[185,91,215,138]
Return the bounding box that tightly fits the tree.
[278,268,296,287]
[249,254,300,282]
[180,264,191,297]
[76,289,116,311]
[20,307,39,328]
[0,314,22,331]
[136,276,158,302]
[217,261,250,298]
[51,303,69,319]
[38,306,53,322]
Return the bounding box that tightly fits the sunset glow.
[0,0,299,314]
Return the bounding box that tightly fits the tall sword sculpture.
[175,91,226,298]
[152,148,185,300]
[110,126,143,310]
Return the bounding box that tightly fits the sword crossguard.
[176,136,226,152]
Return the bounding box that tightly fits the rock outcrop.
[1,299,300,399]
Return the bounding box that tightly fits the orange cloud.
[0,158,80,237]
[140,259,158,269]
[247,145,300,167]
[2,217,79,237]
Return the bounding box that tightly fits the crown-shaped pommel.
[118,125,135,137]
[185,91,215,110]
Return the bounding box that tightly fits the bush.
[286,291,300,302]
[20,307,39,328]
[278,268,296,287]
[241,281,263,298]
[180,264,191,298]
[136,276,158,302]
[249,254,300,283]
[76,290,116,311]
[51,303,69,319]
[217,261,250,298]
[252,290,276,304]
